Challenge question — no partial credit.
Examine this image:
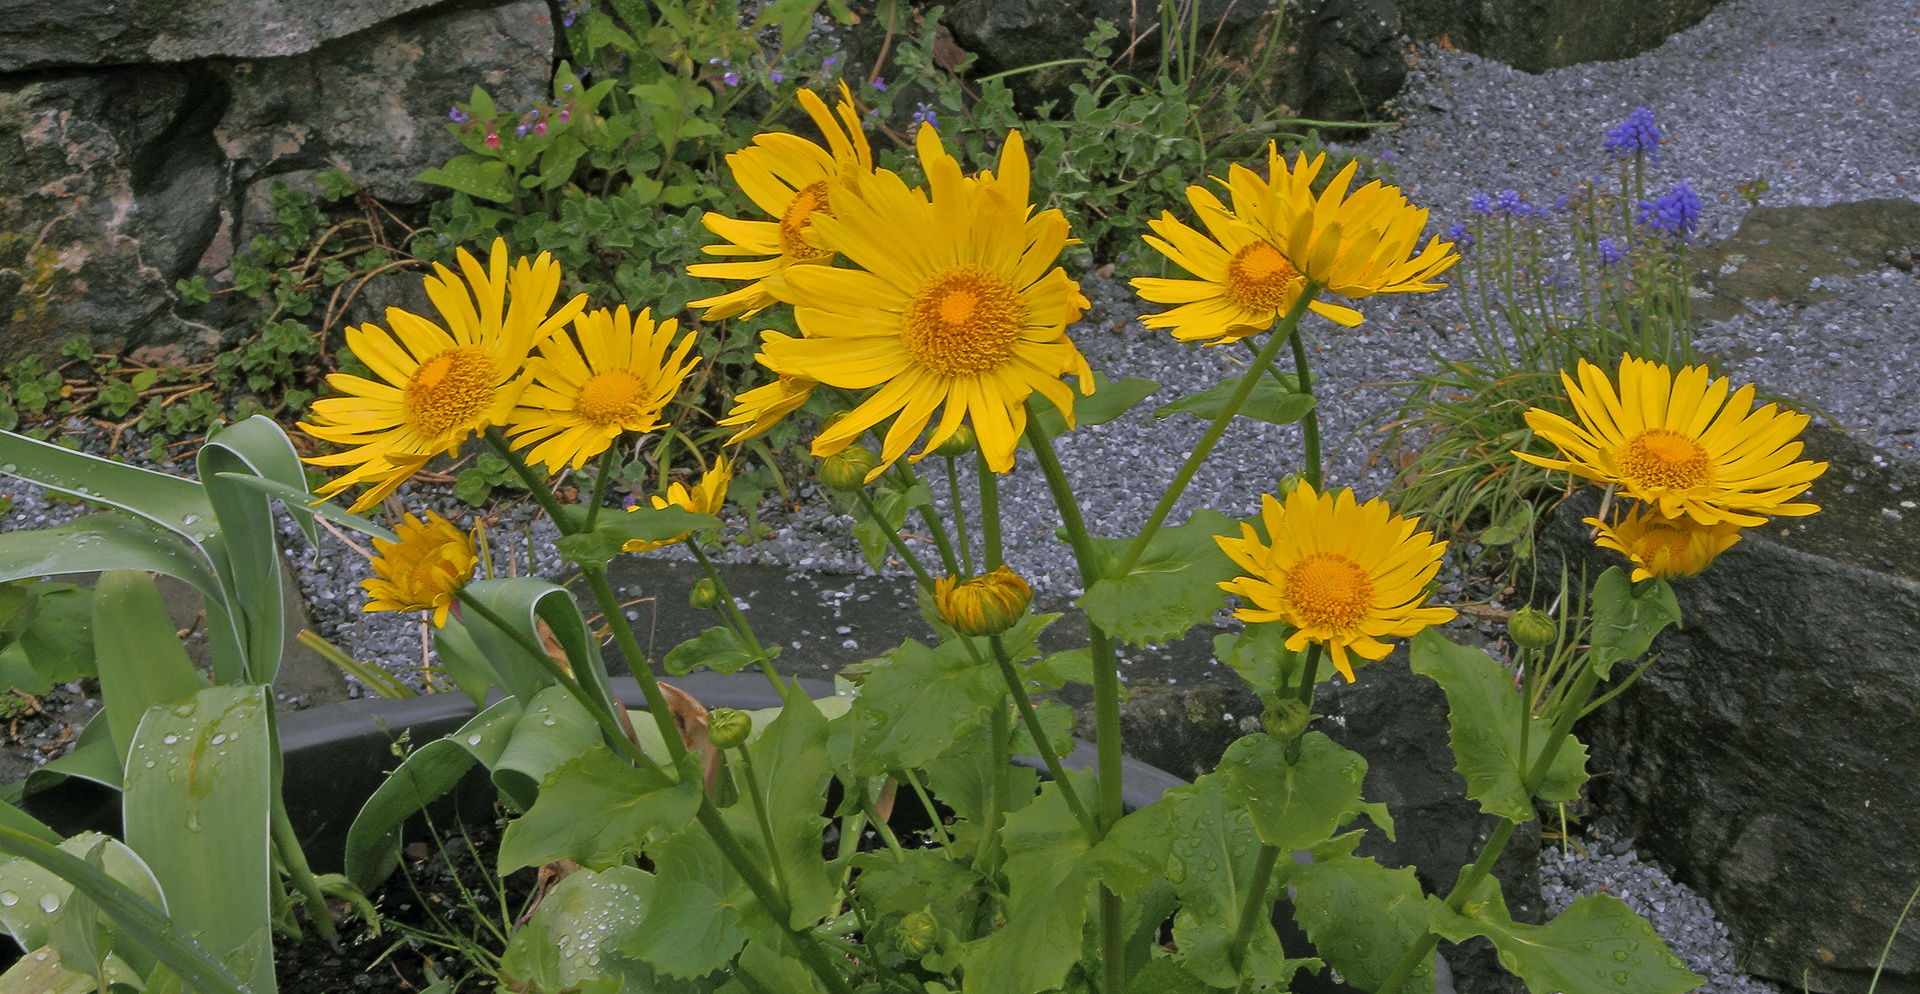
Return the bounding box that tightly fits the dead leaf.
[658,681,724,795]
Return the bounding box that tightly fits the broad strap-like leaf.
[1288,831,1436,994]
[213,474,396,543]
[1428,877,1702,994]
[459,578,620,722]
[1586,567,1681,679]
[848,636,1003,777]
[489,685,603,812]
[1408,630,1589,820]
[0,832,168,955]
[1079,509,1238,646]
[91,572,207,766]
[1153,373,1317,426]
[198,417,315,684]
[1165,774,1304,989]
[498,746,701,872]
[1216,731,1393,852]
[0,431,214,541]
[343,698,524,892]
[25,719,122,796]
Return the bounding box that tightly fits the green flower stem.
[892,464,962,577]
[1114,285,1321,579]
[988,633,1096,837]
[735,746,792,902]
[272,793,339,945]
[576,564,690,765]
[694,798,857,994]
[902,768,956,854]
[854,488,938,593]
[1227,843,1282,978]
[684,538,785,697]
[977,451,1003,571]
[584,447,617,533]
[454,587,667,774]
[861,791,909,861]
[483,428,572,532]
[1287,330,1324,490]
[1019,411,1125,994]
[946,456,975,576]
[1294,642,1323,707]
[979,696,1011,872]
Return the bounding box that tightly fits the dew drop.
[468,733,484,746]
[146,760,156,768]
[37,893,59,913]
[163,734,179,745]
[0,891,17,907]
[1612,970,1630,985]
[211,734,226,745]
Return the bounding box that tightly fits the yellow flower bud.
[934,566,1032,638]
[1506,606,1558,650]
[708,707,752,750]
[930,424,976,458]
[690,577,721,610]
[818,446,880,492]
[897,910,938,959]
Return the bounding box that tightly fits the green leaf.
[1165,774,1301,988]
[848,637,1002,776]
[198,416,315,683]
[7,583,96,686]
[499,866,666,993]
[0,943,104,992]
[1288,832,1435,994]
[1126,959,1211,994]
[416,155,516,203]
[1078,509,1238,645]
[344,698,524,892]
[0,431,214,541]
[458,578,620,724]
[121,685,275,994]
[664,625,774,676]
[1153,373,1317,426]
[1408,630,1589,820]
[734,693,837,927]
[849,848,985,941]
[489,685,603,811]
[557,506,718,566]
[214,473,396,543]
[26,721,122,796]
[1216,732,1392,851]
[91,572,207,766]
[1429,885,1702,994]
[620,829,752,979]
[1587,568,1681,679]
[1214,623,1309,698]
[1025,373,1161,441]
[0,833,167,956]
[499,746,701,872]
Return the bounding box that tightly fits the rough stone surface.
[1536,430,1920,994]
[1690,198,1920,322]
[1395,0,1726,73]
[0,0,448,73]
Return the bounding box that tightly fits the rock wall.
[1396,0,1726,73]
[0,0,553,360]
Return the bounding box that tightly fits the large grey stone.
[1536,426,1920,994]
[1689,199,1920,322]
[0,0,447,73]
[1395,0,1724,74]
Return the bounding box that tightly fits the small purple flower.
[872,76,887,92]
[1445,221,1474,249]
[722,71,741,87]
[1468,192,1494,217]
[823,55,838,68]
[449,106,469,123]
[563,10,576,25]
[1637,179,1701,240]
[769,70,783,83]
[864,107,880,130]
[912,102,939,129]
[516,122,529,137]
[558,108,571,124]
[1604,107,1662,163]
[1495,189,1526,216]
[1554,193,1572,212]
[1596,238,1627,268]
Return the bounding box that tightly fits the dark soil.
[0,682,100,786]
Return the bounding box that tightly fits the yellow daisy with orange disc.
[299,238,587,512]
[1518,356,1826,526]
[625,456,733,554]
[1216,482,1456,682]
[761,125,1092,480]
[1587,503,1742,582]
[688,82,872,320]
[507,305,700,471]
[717,335,819,443]
[362,511,479,627]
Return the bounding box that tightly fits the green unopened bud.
[689,577,720,610]
[1506,606,1558,650]
[818,446,879,492]
[1261,697,1311,742]
[1276,473,1305,497]
[897,910,938,959]
[708,707,752,750]
[933,566,1032,638]
[931,424,976,458]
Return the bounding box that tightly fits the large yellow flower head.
[506,305,699,471]
[1587,503,1742,582]
[1517,356,1827,526]
[688,82,873,320]
[624,456,733,554]
[1216,482,1456,682]
[1131,185,1365,345]
[717,339,818,444]
[362,511,478,628]
[761,125,1093,481]
[300,238,587,512]
[1232,148,1459,300]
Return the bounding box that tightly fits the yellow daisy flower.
[760,125,1093,480]
[1216,482,1456,682]
[1586,503,1742,582]
[299,238,587,512]
[1517,356,1827,526]
[362,511,478,627]
[716,337,819,443]
[687,82,873,320]
[624,456,733,554]
[1231,148,1459,300]
[506,305,700,471]
[1131,185,1365,345]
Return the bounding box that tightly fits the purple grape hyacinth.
[1638,180,1701,240]
[1604,107,1661,163]
[1596,238,1627,268]
[1445,222,1474,249]
[1469,193,1494,217]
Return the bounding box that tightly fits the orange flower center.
[902,265,1027,376]
[574,369,651,428]
[779,181,836,261]
[1620,428,1711,492]
[403,346,495,438]
[1223,241,1302,313]
[1284,552,1375,632]
[1634,519,1693,565]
